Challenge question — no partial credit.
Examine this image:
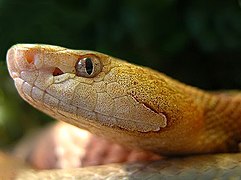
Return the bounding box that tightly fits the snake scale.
[6,44,241,179]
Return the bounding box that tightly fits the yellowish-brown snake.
[6,44,241,179]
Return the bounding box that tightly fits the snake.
[5,44,241,179]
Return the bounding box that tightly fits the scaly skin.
[6,44,241,178]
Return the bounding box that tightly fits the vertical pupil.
[85,58,93,75]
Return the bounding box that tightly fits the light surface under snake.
[6,44,241,179]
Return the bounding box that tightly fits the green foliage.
[0,0,240,59]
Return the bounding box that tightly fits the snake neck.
[181,84,241,151]
[206,91,241,135]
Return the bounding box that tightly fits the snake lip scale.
[6,44,241,178]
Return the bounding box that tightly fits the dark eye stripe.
[85,58,93,75]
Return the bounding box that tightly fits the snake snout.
[6,44,40,79]
[6,46,19,79]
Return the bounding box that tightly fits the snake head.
[6,44,168,133]
[7,44,205,154]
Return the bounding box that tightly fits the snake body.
[6,44,241,178]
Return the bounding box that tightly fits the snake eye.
[75,56,102,78]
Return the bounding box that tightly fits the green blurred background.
[0,0,241,148]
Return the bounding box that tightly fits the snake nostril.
[53,67,64,76]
